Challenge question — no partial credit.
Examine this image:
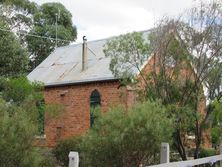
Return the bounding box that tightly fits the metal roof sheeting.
[27,38,116,86]
[27,30,151,86]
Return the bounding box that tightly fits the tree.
[103,32,151,81]
[0,19,29,76]
[0,0,37,42]
[0,76,56,167]
[0,0,37,26]
[26,2,77,69]
[104,1,222,160]
[0,1,77,71]
[0,76,43,104]
[0,76,45,133]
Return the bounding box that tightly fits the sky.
[32,0,197,42]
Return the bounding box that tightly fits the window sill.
[35,134,46,139]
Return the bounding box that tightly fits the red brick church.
[28,34,138,147]
[28,31,210,148]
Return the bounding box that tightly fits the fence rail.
[68,142,222,167]
[147,142,222,167]
[148,154,222,167]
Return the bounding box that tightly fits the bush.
[0,76,65,166]
[38,149,57,167]
[0,76,43,104]
[52,137,82,167]
[0,99,41,167]
[199,148,216,158]
[53,100,173,167]
[0,77,53,167]
[84,101,173,167]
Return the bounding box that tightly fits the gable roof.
[28,38,116,87]
[27,30,150,87]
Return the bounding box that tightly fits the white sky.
[32,0,197,42]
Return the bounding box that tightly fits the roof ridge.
[54,28,153,50]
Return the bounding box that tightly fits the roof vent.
[82,36,87,71]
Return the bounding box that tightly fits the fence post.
[68,152,79,167]
[160,143,169,164]
[220,142,222,167]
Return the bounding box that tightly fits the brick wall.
[43,80,133,147]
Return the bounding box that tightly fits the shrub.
[0,76,43,104]
[38,149,57,167]
[199,148,216,158]
[0,99,41,167]
[52,137,82,167]
[54,100,174,167]
[83,101,173,167]
[0,77,54,167]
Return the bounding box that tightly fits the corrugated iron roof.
[27,30,150,86]
[28,38,115,86]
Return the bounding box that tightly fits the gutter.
[44,77,119,88]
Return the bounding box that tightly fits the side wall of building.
[43,80,134,147]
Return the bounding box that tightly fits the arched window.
[90,89,101,127]
[36,99,45,135]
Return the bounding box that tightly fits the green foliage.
[167,104,196,132]
[0,99,41,167]
[0,0,77,71]
[0,76,43,104]
[0,76,63,136]
[54,101,173,167]
[52,137,82,167]
[27,2,77,68]
[0,0,38,49]
[0,76,46,134]
[103,31,150,81]
[36,100,45,135]
[103,4,222,158]
[199,148,216,158]
[206,62,222,101]
[0,76,57,166]
[210,101,222,145]
[211,126,222,146]
[0,0,37,28]
[0,19,29,76]
[0,0,37,14]
[90,106,101,127]
[38,148,57,167]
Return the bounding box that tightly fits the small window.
[90,90,101,127]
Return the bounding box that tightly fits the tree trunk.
[193,94,202,160]
[174,129,187,160]
[194,126,202,159]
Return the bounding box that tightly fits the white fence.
[148,142,222,167]
[68,142,222,167]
